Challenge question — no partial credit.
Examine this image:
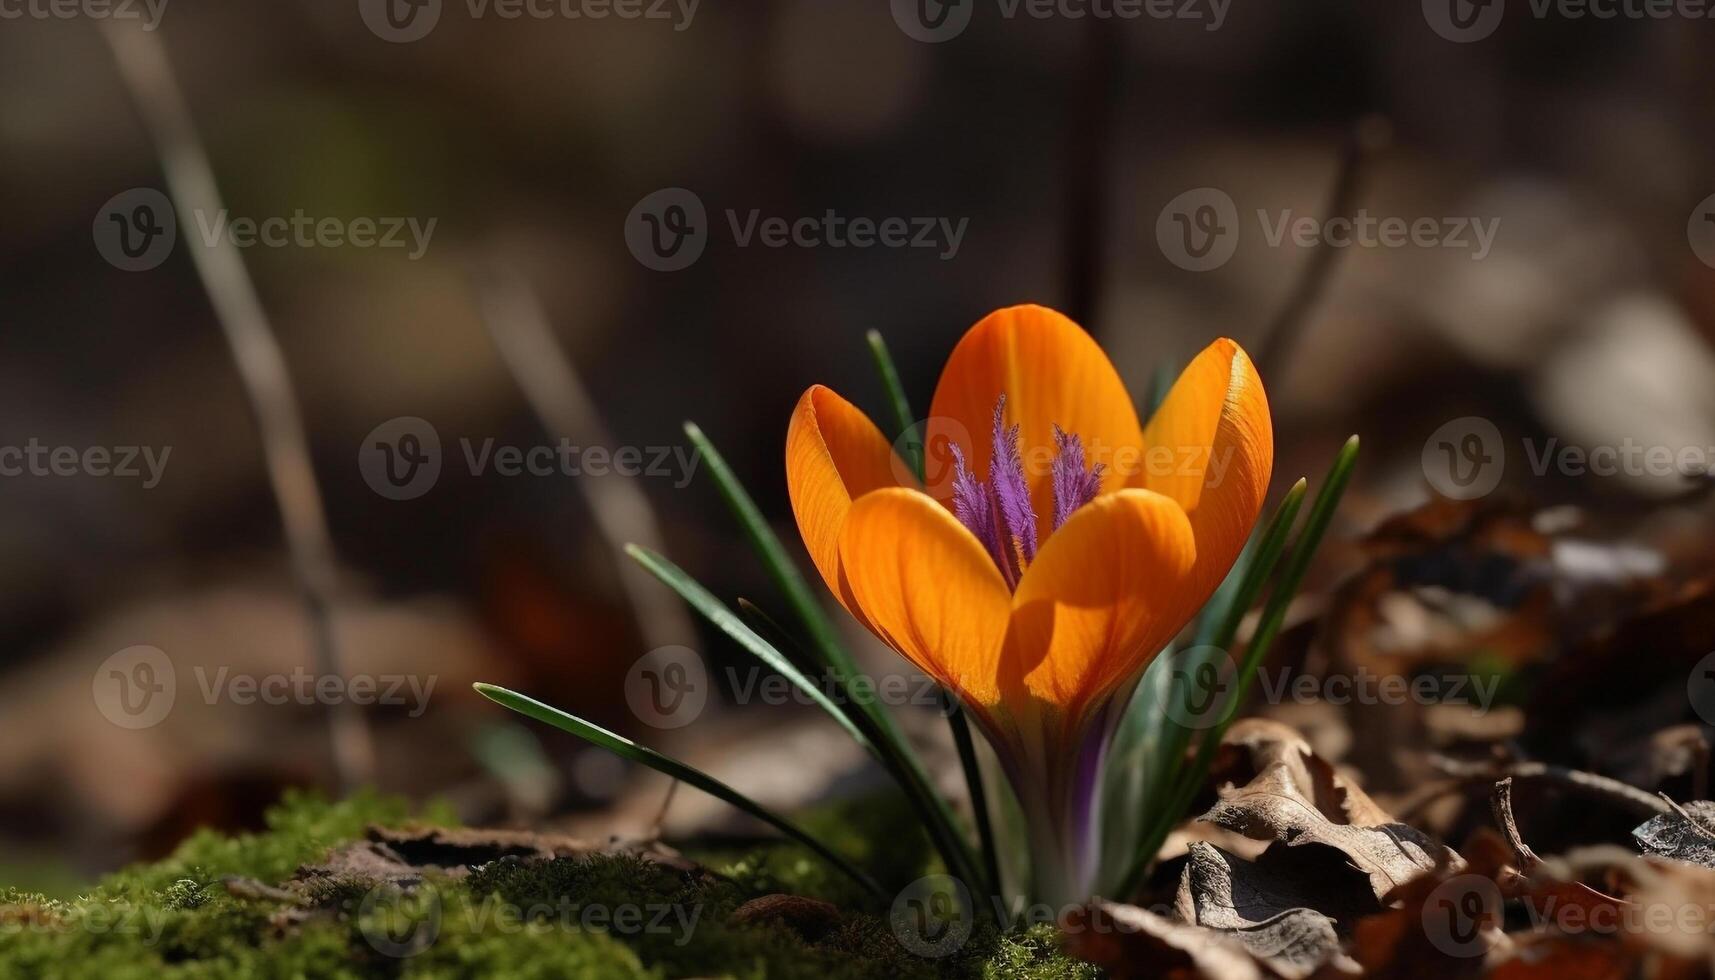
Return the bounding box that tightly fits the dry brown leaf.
[1174,842,1362,978]
[1063,900,1265,980]
[1203,718,1461,900]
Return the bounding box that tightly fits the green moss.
[0,792,1092,979]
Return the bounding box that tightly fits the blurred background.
[5,0,1715,891]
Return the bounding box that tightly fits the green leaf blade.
[473,682,885,900]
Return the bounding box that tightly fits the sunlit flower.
[785,305,1273,904]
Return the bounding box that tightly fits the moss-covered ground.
[0,792,1097,979]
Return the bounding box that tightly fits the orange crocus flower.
[785,304,1273,904]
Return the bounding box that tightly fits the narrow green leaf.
[473,683,884,899]
[1200,436,1359,747]
[865,329,923,482]
[681,422,859,684]
[680,421,989,897]
[1210,478,1310,651]
[1140,479,1307,840]
[1125,439,1351,899]
[627,544,871,750]
[943,699,1001,897]
[735,597,818,674]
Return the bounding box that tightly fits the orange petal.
[925,305,1145,531]
[785,385,911,621]
[837,488,1012,715]
[1005,488,1198,735]
[1135,338,1273,607]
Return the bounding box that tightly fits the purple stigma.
[1051,425,1105,530]
[951,396,1105,588]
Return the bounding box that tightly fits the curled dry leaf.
[1174,842,1362,978]
[1203,718,1461,900]
[1633,800,1715,869]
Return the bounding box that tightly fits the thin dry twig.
[1429,755,1673,818]
[471,264,698,653]
[1491,777,1542,873]
[1255,115,1392,381]
[100,22,373,789]
[1658,793,1715,840]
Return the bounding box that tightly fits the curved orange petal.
[1004,488,1198,738]
[1135,338,1273,609]
[837,488,1012,718]
[785,385,911,622]
[925,305,1145,530]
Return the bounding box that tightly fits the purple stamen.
[989,396,1038,572]
[950,442,1016,589]
[1051,426,1104,530]
[952,396,1107,588]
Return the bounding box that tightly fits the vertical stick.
[1255,116,1391,381]
[472,265,699,653]
[101,23,373,790]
